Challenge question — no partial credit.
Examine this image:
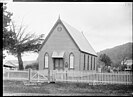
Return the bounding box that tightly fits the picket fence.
[3,69,48,82]
[52,70,132,85]
[3,69,132,85]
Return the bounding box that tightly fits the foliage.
[25,62,39,70]
[3,4,44,70]
[97,42,133,66]
[4,21,44,70]
[3,3,15,50]
[99,54,112,67]
[119,64,127,71]
[3,3,12,29]
[7,21,44,56]
[97,54,112,72]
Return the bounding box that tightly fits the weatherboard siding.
[38,23,80,70]
[88,55,91,70]
[38,19,97,72]
[80,52,84,70]
[85,54,88,70]
[79,52,96,71]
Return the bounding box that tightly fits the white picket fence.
[3,69,48,82]
[30,70,48,82]
[52,70,132,85]
[3,69,132,85]
[3,69,29,80]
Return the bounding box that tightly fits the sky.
[4,2,132,61]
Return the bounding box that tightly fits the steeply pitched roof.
[62,20,97,56]
[39,18,97,56]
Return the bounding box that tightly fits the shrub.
[25,62,39,70]
[119,64,127,71]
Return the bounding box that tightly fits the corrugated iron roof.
[39,18,97,56]
[62,20,97,56]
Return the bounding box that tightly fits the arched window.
[69,53,74,69]
[44,53,48,69]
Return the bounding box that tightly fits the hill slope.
[97,42,132,65]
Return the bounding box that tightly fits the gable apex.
[39,18,97,56]
[38,18,63,51]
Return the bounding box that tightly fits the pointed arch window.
[69,53,74,69]
[44,53,48,69]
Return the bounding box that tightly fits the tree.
[3,3,15,50]
[25,62,39,70]
[3,5,44,70]
[119,64,127,71]
[99,54,112,67]
[3,4,44,70]
[7,21,44,70]
[121,56,128,65]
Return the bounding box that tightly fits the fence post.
[48,68,50,83]
[54,70,55,82]
[66,70,67,83]
[126,74,128,85]
[28,69,31,82]
[37,71,39,82]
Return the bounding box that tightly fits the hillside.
[97,42,132,65]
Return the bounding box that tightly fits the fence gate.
[30,69,48,82]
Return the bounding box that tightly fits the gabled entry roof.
[39,18,97,56]
[52,51,65,58]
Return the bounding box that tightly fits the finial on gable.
[58,14,60,20]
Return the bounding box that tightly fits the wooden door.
[59,59,64,70]
[54,58,64,70]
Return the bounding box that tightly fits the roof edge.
[81,50,97,57]
[38,18,62,51]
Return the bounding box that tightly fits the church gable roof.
[39,18,97,56]
[62,21,97,56]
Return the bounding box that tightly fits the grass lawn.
[3,80,133,96]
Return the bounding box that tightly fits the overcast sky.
[4,2,132,61]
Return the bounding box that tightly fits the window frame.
[44,53,49,69]
[69,53,74,70]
